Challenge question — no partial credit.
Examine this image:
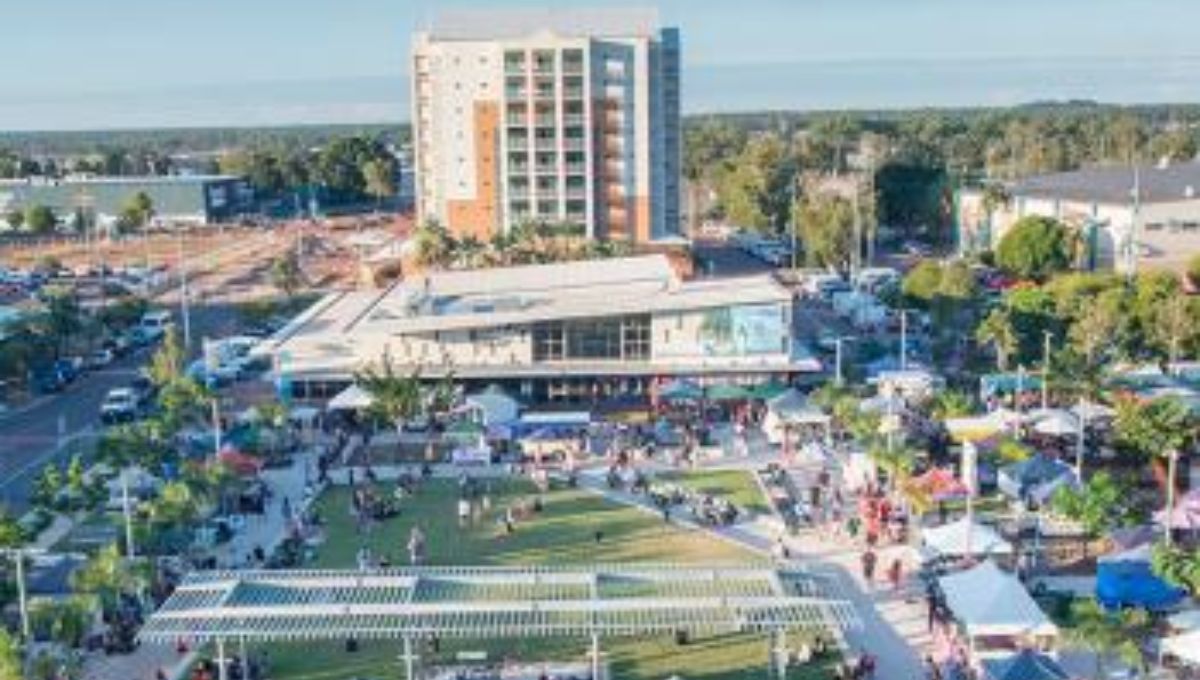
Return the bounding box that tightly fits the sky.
[3,0,1200,130]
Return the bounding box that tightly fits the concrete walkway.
[575,462,927,679]
[81,450,317,680]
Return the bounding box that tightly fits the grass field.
[250,477,838,680]
[656,469,773,516]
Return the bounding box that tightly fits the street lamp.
[1041,331,1053,411]
[1165,449,1180,547]
[834,336,856,386]
[898,309,909,371]
[2,547,46,640]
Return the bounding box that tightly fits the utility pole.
[2,548,44,640]
[899,309,909,371]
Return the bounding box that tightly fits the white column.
[14,552,29,640]
[239,636,249,680]
[404,636,415,680]
[216,638,228,680]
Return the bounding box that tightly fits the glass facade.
[532,315,651,362]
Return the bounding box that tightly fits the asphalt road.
[0,228,286,513]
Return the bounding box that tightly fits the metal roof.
[429,7,661,41]
[141,564,857,642]
[1012,162,1200,205]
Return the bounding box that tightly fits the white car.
[100,388,139,424]
[87,349,115,369]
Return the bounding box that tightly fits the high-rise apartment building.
[411,8,681,243]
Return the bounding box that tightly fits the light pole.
[835,336,855,387]
[121,467,136,559]
[1041,331,1053,411]
[2,547,45,640]
[898,309,909,371]
[177,231,192,350]
[1075,397,1087,480]
[1165,449,1180,547]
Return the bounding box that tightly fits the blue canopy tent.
[1096,544,1187,612]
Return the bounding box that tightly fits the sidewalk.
[81,450,317,680]
[575,462,927,679]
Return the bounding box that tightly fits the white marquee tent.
[1162,629,1200,666]
[328,384,374,411]
[938,560,1058,643]
[922,517,1013,560]
[464,388,520,427]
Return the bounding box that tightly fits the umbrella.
[704,384,751,401]
[767,388,809,416]
[217,447,264,476]
[658,379,703,402]
[1169,609,1200,632]
[1031,409,1079,437]
[445,420,485,442]
[1070,402,1115,421]
[913,468,969,501]
[328,384,374,411]
[747,381,789,400]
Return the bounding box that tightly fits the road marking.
[0,426,97,488]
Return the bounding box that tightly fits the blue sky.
[3,0,1200,130]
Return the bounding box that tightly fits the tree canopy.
[995,216,1072,281]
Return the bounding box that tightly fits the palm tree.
[930,389,974,420]
[1065,599,1149,678]
[455,236,486,269]
[976,308,1017,371]
[356,351,426,432]
[1151,542,1200,597]
[414,220,454,270]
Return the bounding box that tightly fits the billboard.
[698,304,785,357]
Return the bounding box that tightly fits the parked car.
[86,349,115,369]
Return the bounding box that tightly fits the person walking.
[860,549,877,587]
[887,557,903,592]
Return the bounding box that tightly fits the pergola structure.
[143,564,858,680]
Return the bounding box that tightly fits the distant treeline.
[0,123,409,158]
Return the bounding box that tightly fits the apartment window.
[532,322,565,361]
[622,316,651,360]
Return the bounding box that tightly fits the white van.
[139,310,174,340]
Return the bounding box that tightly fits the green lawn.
[248,478,838,680]
[657,469,772,516]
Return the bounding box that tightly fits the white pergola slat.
[141,564,858,643]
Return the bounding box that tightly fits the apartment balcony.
[563,138,587,152]
[563,114,586,126]
[563,87,585,100]
[507,163,530,175]
[534,163,560,174]
[534,138,558,151]
[534,114,557,127]
[505,88,529,100]
[565,187,588,200]
[533,61,555,76]
[505,60,526,75]
[565,212,587,224]
[564,163,588,175]
[508,139,530,152]
[535,190,560,201]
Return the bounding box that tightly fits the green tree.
[715,133,795,233]
[413,220,455,269]
[66,453,86,499]
[119,191,155,230]
[1066,599,1149,677]
[995,215,1071,281]
[0,629,21,680]
[1067,288,1123,367]
[901,260,944,305]
[1152,542,1200,596]
[361,157,397,210]
[147,325,185,387]
[930,389,975,420]
[1151,290,1199,365]
[1113,396,1192,463]
[38,285,83,358]
[976,307,1018,370]
[270,252,303,298]
[795,193,855,270]
[23,204,57,234]
[32,463,62,510]
[356,351,425,431]
[1051,472,1139,535]
[3,209,23,231]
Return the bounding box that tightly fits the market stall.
[937,560,1058,657]
[922,517,1013,561]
